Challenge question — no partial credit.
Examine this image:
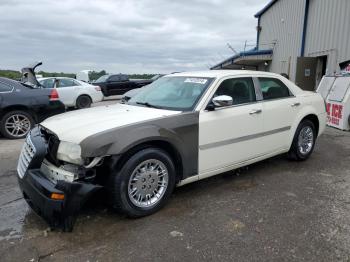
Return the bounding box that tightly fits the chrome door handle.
[291,102,301,107]
[249,109,262,115]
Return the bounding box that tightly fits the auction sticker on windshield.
[184,78,208,84]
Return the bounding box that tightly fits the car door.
[120,75,133,94]
[39,78,55,89]
[0,82,14,113]
[257,77,302,152]
[198,77,265,174]
[106,75,121,95]
[56,78,78,106]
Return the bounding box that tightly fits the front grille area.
[17,135,36,178]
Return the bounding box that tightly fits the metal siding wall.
[258,0,305,81]
[305,0,350,74]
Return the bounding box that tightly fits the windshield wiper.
[136,101,162,109]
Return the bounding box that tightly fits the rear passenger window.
[40,79,55,88]
[57,79,77,88]
[259,78,292,100]
[109,75,121,82]
[214,77,256,105]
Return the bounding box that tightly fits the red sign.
[326,102,343,126]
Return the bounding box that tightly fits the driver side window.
[214,77,256,105]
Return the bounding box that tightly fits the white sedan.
[38,77,104,109]
[18,70,326,230]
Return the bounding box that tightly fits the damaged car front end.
[17,126,103,231]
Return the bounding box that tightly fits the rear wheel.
[107,148,176,217]
[76,95,92,109]
[0,110,34,139]
[288,120,316,161]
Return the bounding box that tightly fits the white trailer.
[317,76,350,131]
[76,70,92,83]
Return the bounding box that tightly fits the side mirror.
[212,95,233,107]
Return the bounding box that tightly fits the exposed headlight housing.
[57,141,83,165]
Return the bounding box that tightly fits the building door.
[315,56,328,88]
[295,57,318,91]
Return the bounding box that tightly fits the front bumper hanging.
[17,127,101,231]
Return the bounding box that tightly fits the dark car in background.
[121,74,164,103]
[92,74,153,96]
[0,64,65,139]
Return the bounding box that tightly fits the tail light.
[95,86,101,91]
[49,89,59,101]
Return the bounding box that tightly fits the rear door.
[0,82,14,113]
[106,75,122,95]
[199,77,264,173]
[56,78,78,106]
[39,78,55,89]
[257,77,301,153]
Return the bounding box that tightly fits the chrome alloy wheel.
[298,126,314,154]
[5,114,31,138]
[128,159,169,208]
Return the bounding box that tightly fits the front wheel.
[108,148,176,217]
[288,120,316,161]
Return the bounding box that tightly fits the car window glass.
[57,79,76,88]
[129,76,214,111]
[109,75,120,81]
[40,79,55,88]
[213,77,256,105]
[120,75,128,81]
[0,83,13,92]
[259,78,291,100]
[73,80,81,86]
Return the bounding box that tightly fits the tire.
[288,120,316,161]
[107,148,176,217]
[0,110,35,139]
[76,95,92,109]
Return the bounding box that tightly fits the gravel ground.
[0,101,349,261]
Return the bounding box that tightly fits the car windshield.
[128,76,214,111]
[95,75,109,83]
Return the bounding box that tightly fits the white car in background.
[38,77,104,109]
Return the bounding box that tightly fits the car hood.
[41,103,181,144]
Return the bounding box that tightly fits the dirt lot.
[1,100,350,261]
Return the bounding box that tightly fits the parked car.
[0,77,65,139]
[93,74,153,96]
[17,70,326,230]
[38,77,104,109]
[121,87,143,103]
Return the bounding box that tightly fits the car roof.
[168,70,283,79]
[38,77,76,80]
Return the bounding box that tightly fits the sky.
[0,0,267,74]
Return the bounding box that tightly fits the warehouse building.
[212,0,350,90]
